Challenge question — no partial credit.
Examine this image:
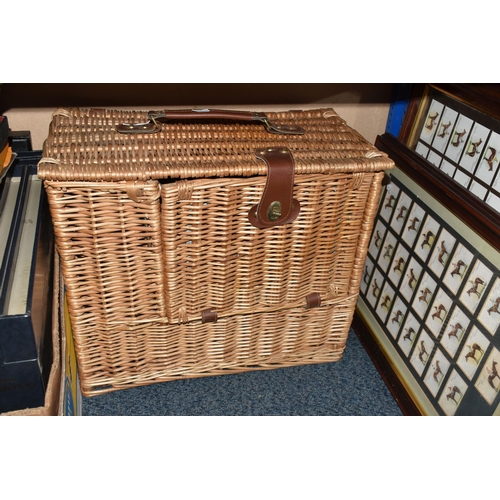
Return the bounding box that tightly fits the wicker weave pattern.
[70,298,356,395]
[44,180,166,325]
[161,172,381,324]
[39,108,389,181]
[38,107,393,396]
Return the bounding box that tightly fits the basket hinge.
[305,293,322,309]
[201,309,218,323]
[248,147,300,229]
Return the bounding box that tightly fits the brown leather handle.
[116,108,305,135]
[157,109,256,122]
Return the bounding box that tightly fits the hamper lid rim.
[38,106,395,181]
[37,153,394,182]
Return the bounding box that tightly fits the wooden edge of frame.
[375,132,500,250]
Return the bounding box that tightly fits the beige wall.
[1,84,394,150]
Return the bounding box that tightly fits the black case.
[0,151,54,413]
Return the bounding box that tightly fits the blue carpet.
[82,330,403,416]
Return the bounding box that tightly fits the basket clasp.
[248,147,300,229]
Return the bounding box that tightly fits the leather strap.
[201,309,218,323]
[305,293,322,309]
[248,147,300,228]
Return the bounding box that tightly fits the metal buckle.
[115,113,162,134]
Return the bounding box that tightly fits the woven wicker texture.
[39,108,391,181]
[39,107,393,395]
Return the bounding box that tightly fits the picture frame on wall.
[397,84,500,229]
[355,134,500,416]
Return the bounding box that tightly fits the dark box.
[0,151,54,413]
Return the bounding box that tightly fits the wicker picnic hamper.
[37,107,394,396]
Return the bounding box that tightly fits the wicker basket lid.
[38,107,394,182]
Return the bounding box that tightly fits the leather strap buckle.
[248,147,300,229]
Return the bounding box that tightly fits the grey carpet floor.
[82,330,403,416]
